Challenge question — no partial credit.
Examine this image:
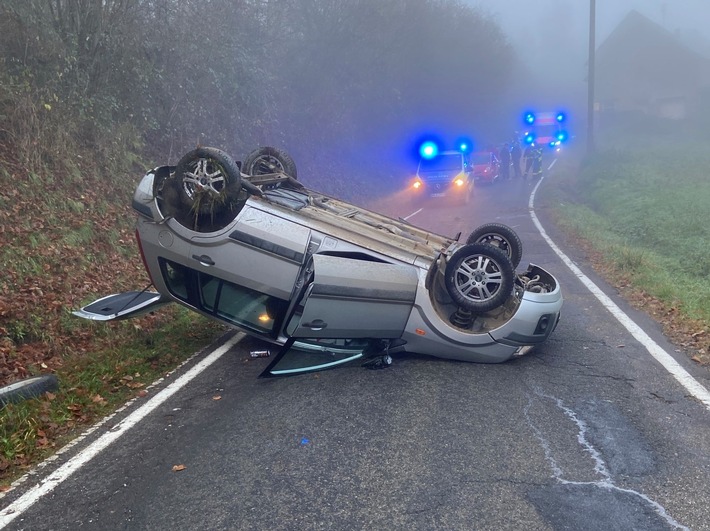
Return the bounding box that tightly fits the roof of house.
[596,10,710,104]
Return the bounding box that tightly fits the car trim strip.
[229,230,305,263]
[310,285,415,302]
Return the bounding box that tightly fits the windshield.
[418,153,463,172]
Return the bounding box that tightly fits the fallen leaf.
[212,395,222,401]
[172,464,186,472]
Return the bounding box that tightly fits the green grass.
[550,137,710,324]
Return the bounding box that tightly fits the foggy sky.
[467,0,710,111]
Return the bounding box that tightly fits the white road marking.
[529,165,710,410]
[0,333,244,528]
[403,207,423,220]
[547,158,557,170]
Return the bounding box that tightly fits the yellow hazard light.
[413,180,422,189]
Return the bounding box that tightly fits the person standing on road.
[511,140,522,179]
[531,145,543,179]
[523,143,535,178]
[499,142,511,180]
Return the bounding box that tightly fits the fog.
[469,0,710,119]
[2,0,709,191]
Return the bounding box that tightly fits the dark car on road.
[410,150,473,204]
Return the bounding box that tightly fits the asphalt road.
[2,161,710,531]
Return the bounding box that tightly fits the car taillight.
[135,228,156,285]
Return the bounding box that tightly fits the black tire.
[242,146,298,180]
[175,147,242,216]
[444,243,515,312]
[0,374,59,407]
[465,223,523,269]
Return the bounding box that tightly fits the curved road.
[2,161,710,530]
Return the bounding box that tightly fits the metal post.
[587,0,596,155]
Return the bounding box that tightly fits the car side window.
[199,275,220,312]
[159,259,288,336]
[163,261,188,300]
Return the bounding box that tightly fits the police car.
[410,141,473,204]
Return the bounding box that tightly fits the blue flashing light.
[557,130,568,142]
[524,112,535,125]
[556,112,566,123]
[524,133,535,144]
[456,135,473,153]
[419,141,438,159]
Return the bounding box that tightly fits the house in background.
[596,10,710,120]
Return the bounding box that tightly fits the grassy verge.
[545,138,710,364]
[0,136,229,487]
[0,308,225,487]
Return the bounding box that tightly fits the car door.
[261,254,419,377]
[288,254,418,338]
[72,291,171,321]
[189,206,311,300]
[260,337,378,378]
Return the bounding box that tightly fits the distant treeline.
[0,0,517,187]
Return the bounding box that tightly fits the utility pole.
[587,0,596,155]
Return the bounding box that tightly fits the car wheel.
[0,374,59,407]
[465,223,523,269]
[444,243,515,312]
[243,146,298,180]
[175,147,242,216]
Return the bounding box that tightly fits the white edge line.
[404,207,423,221]
[528,168,710,410]
[0,333,244,527]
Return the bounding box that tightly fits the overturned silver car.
[75,147,562,376]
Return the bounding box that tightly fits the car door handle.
[301,319,327,331]
[192,254,215,266]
